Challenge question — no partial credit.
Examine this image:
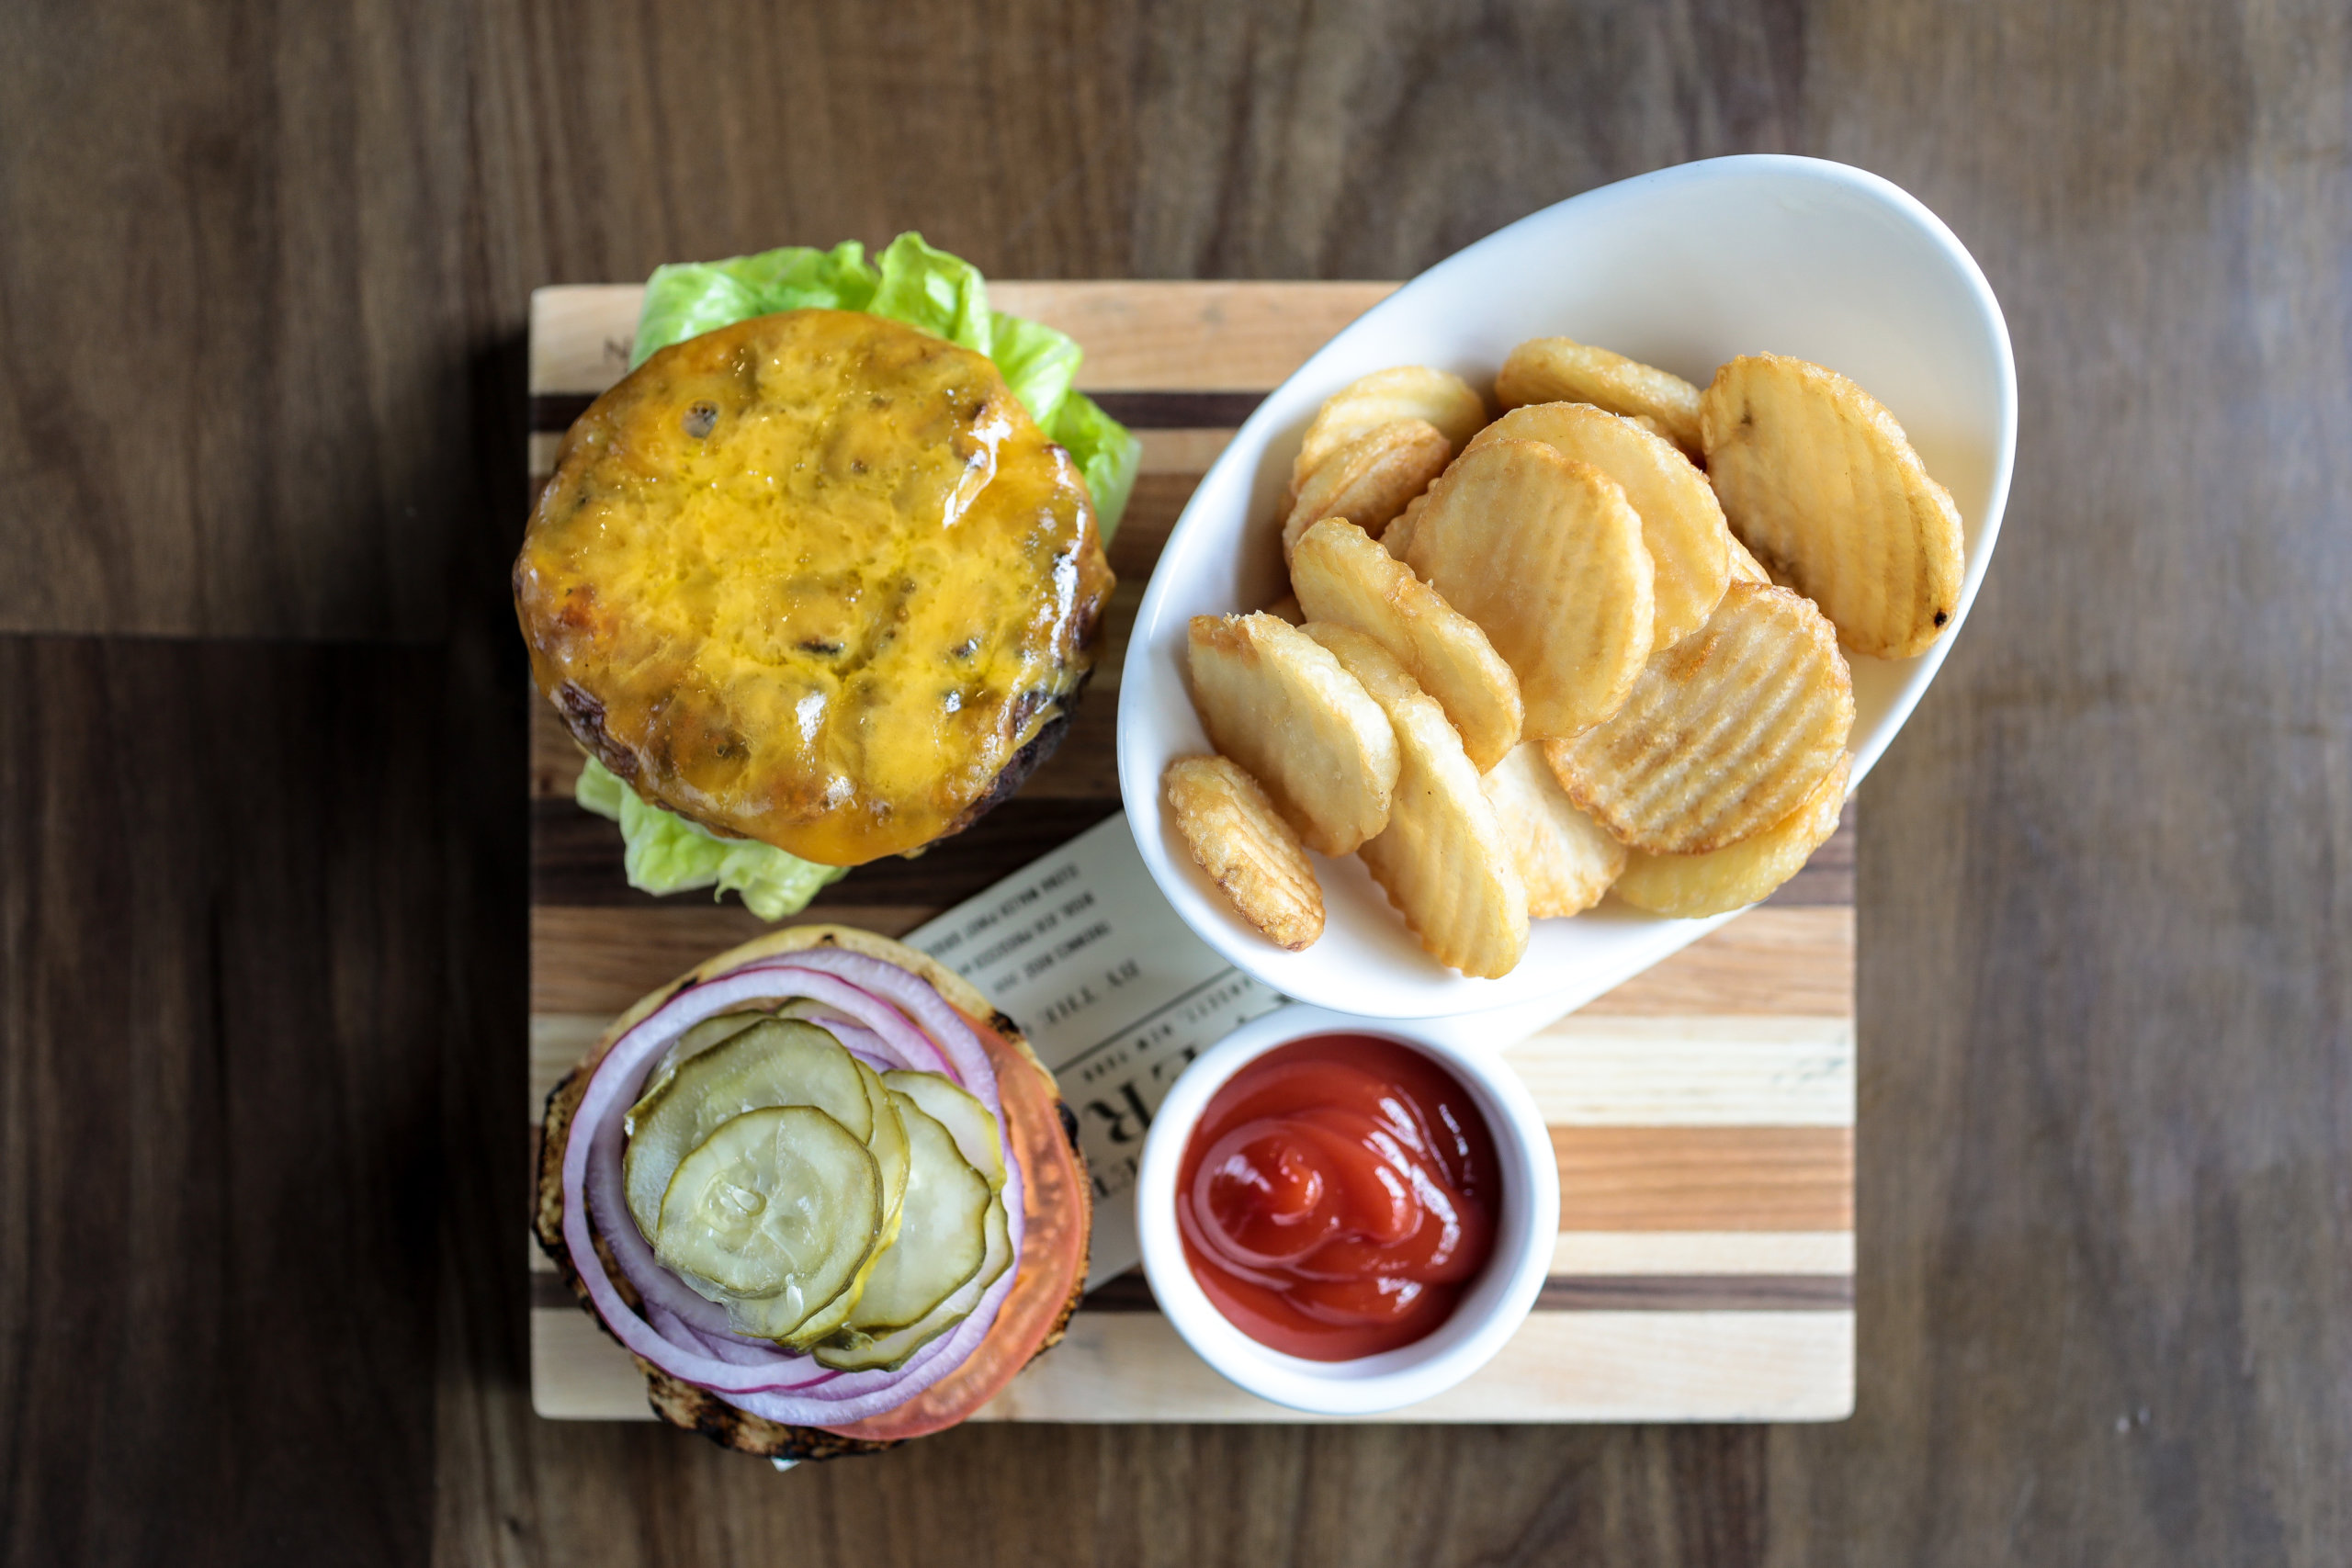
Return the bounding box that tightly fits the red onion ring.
[644,1293,980,1410]
[807,1016,893,1068]
[753,951,1001,1101]
[563,973,850,1388]
[709,965,1031,1413]
[731,964,957,1078]
[589,1021,995,1396]
[583,1112,745,1340]
[724,1257,1020,1427]
[646,1302,800,1370]
[590,1123,924,1404]
[558,952,1027,1422]
[754,967,1027,1341]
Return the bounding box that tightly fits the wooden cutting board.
[524,281,1856,1424]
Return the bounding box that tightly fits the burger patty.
[514,309,1115,866]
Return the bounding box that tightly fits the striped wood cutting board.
[526,281,1856,1423]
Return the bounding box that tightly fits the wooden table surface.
[3,2,2346,1563]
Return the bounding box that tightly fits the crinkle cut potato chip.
[1381,491,1428,562]
[1495,337,1704,455]
[1699,353,1965,660]
[1184,613,1399,856]
[1283,420,1451,559]
[1395,438,1655,739]
[1479,741,1625,919]
[1467,401,1731,649]
[1293,367,1489,489]
[1289,517,1524,771]
[1301,624,1530,979]
[1164,755,1326,950]
[1544,581,1853,854]
[1614,752,1849,919]
[1725,527,1772,584]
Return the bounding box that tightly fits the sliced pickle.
[772,998,851,1030]
[724,1257,865,1345]
[755,999,908,1217]
[628,1009,775,1128]
[724,1284,820,1342]
[652,1106,881,1327]
[768,1268,861,1348]
[852,1057,911,1238]
[623,1020,875,1242]
[881,1069,1007,1193]
[838,1095,991,1335]
[816,1191,1012,1372]
[766,1059,912,1349]
[977,1189,1013,1295]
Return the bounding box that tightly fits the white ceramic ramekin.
[1135,1007,1557,1416]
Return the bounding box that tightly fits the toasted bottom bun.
[534,924,1091,1460]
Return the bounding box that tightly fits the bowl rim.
[1115,152,2018,1019]
[1134,1006,1559,1416]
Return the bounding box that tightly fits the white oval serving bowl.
[1116,153,2016,1020]
[1134,1007,1558,1416]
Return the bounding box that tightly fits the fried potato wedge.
[1613,753,1849,918]
[1467,401,1731,649]
[1261,592,1306,626]
[1164,755,1326,949]
[1544,582,1853,853]
[1303,625,1529,978]
[1394,437,1655,739]
[1381,491,1428,562]
[1699,353,1965,660]
[1496,337,1704,454]
[1283,419,1451,558]
[1290,518,1523,770]
[1185,613,1399,855]
[1725,526,1772,584]
[1295,367,1489,488]
[1479,741,1625,918]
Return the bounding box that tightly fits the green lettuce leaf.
[1047,390,1142,544]
[574,757,846,921]
[987,309,1082,429]
[631,241,878,368]
[864,232,994,355]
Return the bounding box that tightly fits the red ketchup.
[1176,1034,1500,1360]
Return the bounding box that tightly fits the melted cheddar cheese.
[515,310,1114,865]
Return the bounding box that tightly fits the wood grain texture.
[1550,1129,1853,1233]
[527,282,1396,397]
[2,0,2347,1562]
[0,638,448,1562]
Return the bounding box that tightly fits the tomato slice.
[820,1006,1090,1440]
